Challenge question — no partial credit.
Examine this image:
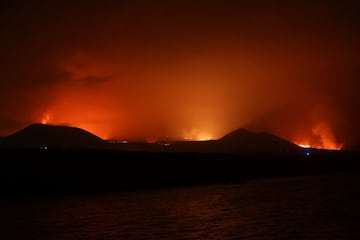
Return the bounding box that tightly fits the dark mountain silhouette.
[0,124,301,155]
[1,125,359,197]
[169,128,302,155]
[217,128,302,154]
[0,123,106,149]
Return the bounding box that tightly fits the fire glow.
[0,1,358,150]
[294,122,343,150]
[296,141,342,150]
[39,109,343,151]
[41,113,50,125]
[300,142,342,150]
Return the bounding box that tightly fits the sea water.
[1,173,359,239]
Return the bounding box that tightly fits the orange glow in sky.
[293,121,343,150]
[0,1,358,149]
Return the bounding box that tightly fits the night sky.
[0,0,359,149]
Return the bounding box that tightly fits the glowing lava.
[295,141,342,150]
[41,113,50,124]
[297,143,311,148]
[182,128,214,141]
[294,138,343,150]
[196,134,213,141]
[312,122,343,150]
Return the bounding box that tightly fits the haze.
[0,1,359,149]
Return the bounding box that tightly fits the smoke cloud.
[0,1,359,149]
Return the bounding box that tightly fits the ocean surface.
[1,173,360,240]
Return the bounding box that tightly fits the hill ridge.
[1,123,106,149]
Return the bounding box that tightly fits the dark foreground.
[1,148,359,198]
[1,174,360,240]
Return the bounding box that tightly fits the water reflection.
[1,174,360,239]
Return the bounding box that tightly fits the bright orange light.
[312,122,343,150]
[182,128,214,141]
[294,138,342,150]
[41,113,50,124]
[197,134,213,141]
[322,142,343,150]
[292,120,343,151]
[297,143,311,148]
